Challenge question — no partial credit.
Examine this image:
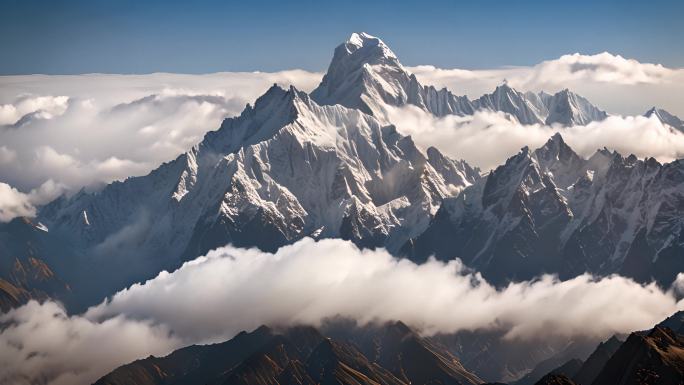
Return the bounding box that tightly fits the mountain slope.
[645,107,684,132]
[93,322,483,385]
[324,321,484,385]
[405,133,684,285]
[571,336,622,385]
[38,83,479,308]
[590,327,684,385]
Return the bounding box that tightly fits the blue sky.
[2,0,683,74]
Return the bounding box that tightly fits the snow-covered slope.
[474,83,546,125]
[405,133,684,285]
[645,107,684,132]
[542,89,608,126]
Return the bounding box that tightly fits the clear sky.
[2,0,683,74]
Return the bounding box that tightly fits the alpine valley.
[2,32,684,385]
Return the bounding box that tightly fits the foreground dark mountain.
[512,335,622,385]
[433,330,597,383]
[570,336,622,385]
[526,324,684,385]
[93,316,684,385]
[94,321,483,385]
[590,327,684,385]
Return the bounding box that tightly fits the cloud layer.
[3,238,681,385]
[387,106,684,171]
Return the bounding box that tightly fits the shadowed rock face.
[571,336,622,385]
[93,321,483,385]
[590,327,684,385]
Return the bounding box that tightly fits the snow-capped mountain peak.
[644,107,684,132]
[345,32,398,61]
[311,32,477,119]
[542,88,608,126]
[474,83,545,125]
[311,32,413,116]
[532,132,585,188]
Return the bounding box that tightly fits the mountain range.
[1,32,683,308]
[311,33,610,126]
[404,132,684,284]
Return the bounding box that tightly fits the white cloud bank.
[409,52,684,117]
[2,238,683,385]
[388,106,684,171]
[0,301,179,385]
